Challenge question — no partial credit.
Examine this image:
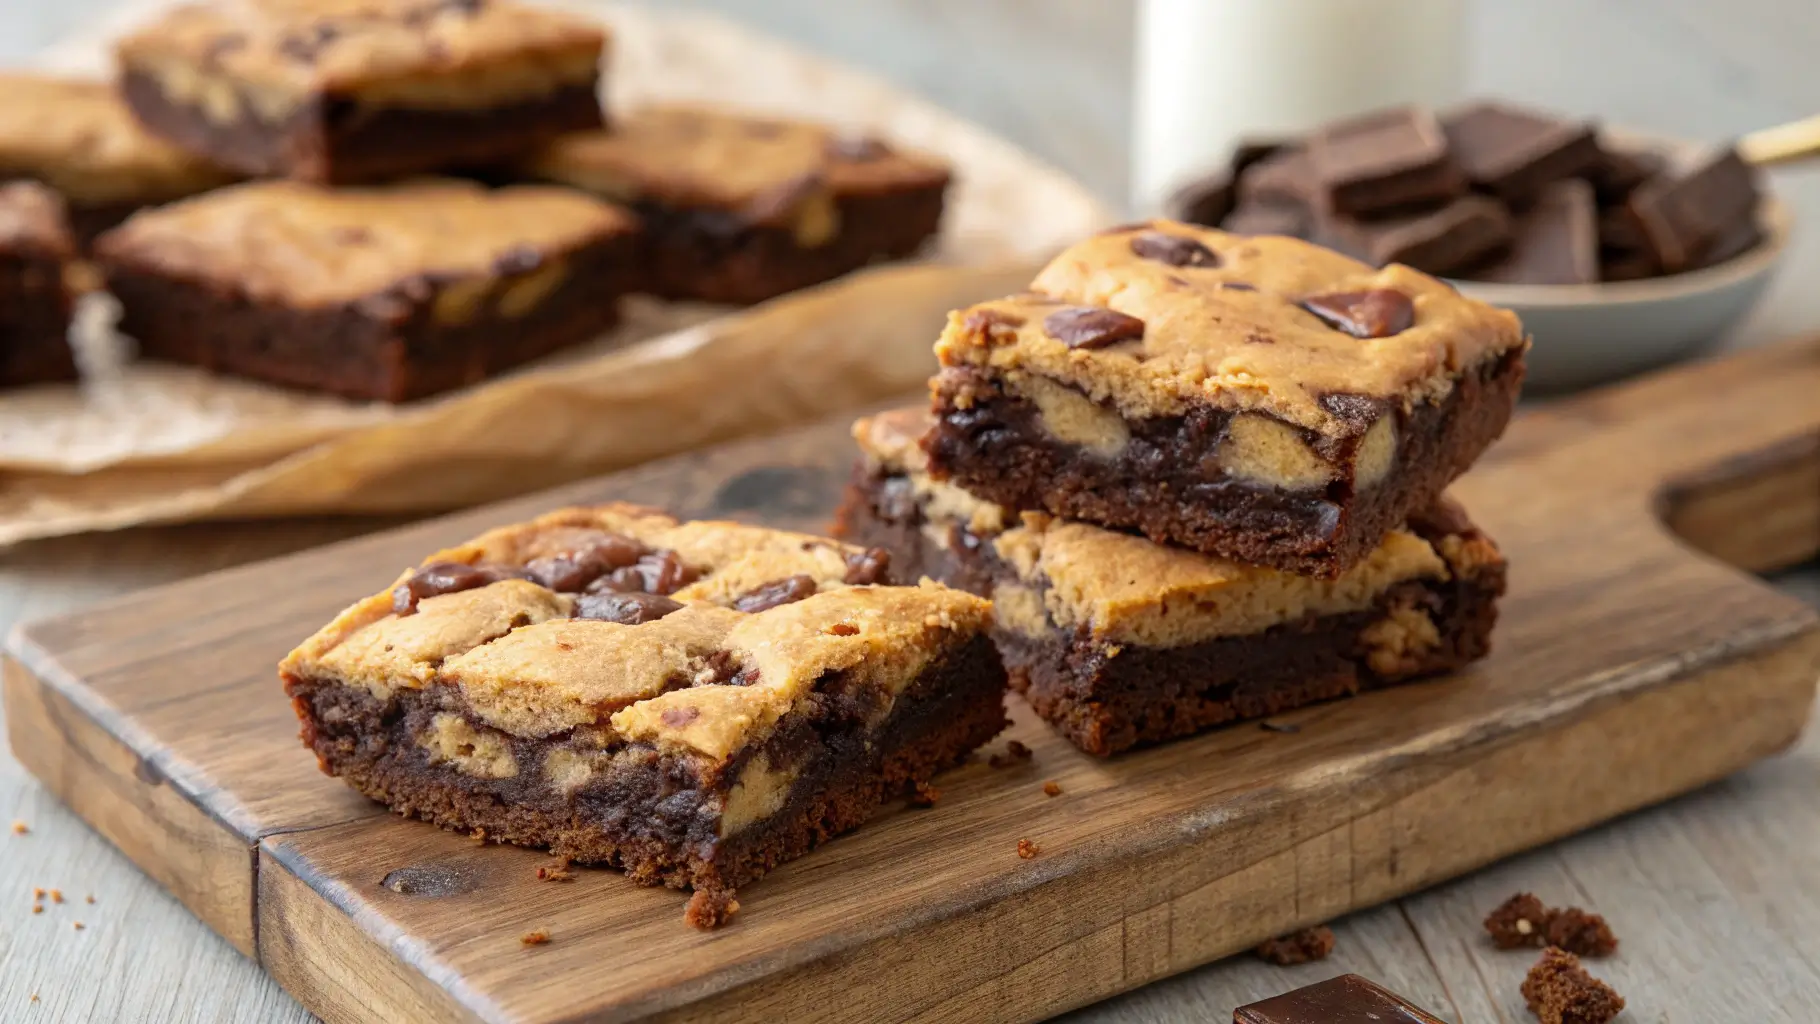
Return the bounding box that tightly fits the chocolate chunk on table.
[1308,106,1465,216]
[1234,973,1452,1024]
[1316,194,1511,275]
[0,182,79,388]
[0,73,236,247]
[1627,146,1762,272]
[281,503,1005,929]
[1470,180,1598,285]
[518,104,950,304]
[1441,101,1600,204]
[838,409,1506,756]
[94,179,642,401]
[922,221,1527,577]
[115,0,606,183]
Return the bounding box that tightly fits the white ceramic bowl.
[1450,131,1791,393]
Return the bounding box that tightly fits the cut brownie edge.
[285,633,1005,894]
[924,345,1524,577]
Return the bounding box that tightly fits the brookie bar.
[923,220,1527,577]
[115,0,607,184]
[0,182,79,388]
[836,410,1505,756]
[281,503,1006,926]
[94,178,641,401]
[519,105,950,304]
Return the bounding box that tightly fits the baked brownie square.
[0,182,79,388]
[519,105,950,303]
[924,221,1527,577]
[94,178,640,401]
[281,504,1005,924]
[116,0,606,184]
[837,409,1504,756]
[0,74,237,246]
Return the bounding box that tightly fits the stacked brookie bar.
[7,0,950,398]
[835,220,1524,755]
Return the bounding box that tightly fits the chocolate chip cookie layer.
[115,0,606,183]
[924,220,1527,577]
[837,410,1504,756]
[0,182,79,388]
[281,503,1005,925]
[519,105,950,303]
[93,178,640,400]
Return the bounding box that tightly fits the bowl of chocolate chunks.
[1170,101,1791,392]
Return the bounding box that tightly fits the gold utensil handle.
[1739,114,1820,167]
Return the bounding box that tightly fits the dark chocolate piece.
[1468,180,1598,285]
[1694,215,1764,268]
[1316,195,1511,274]
[1237,147,1318,209]
[1222,201,1309,238]
[1308,106,1465,215]
[1627,146,1760,272]
[1300,289,1417,338]
[1234,973,1451,1024]
[1587,143,1668,204]
[1441,101,1601,204]
[1130,230,1221,267]
[1168,139,1289,226]
[1043,306,1146,349]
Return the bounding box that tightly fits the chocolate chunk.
[732,574,819,613]
[1300,289,1416,338]
[1308,106,1464,216]
[1317,392,1391,430]
[1221,200,1308,238]
[1596,206,1645,252]
[1043,307,1146,350]
[277,22,340,64]
[1237,146,1318,209]
[524,534,648,592]
[1129,230,1220,267]
[574,591,684,625]
[827,135,889,161]
[1222,282,1259,292]
[492,246,544,275]
[842,547,891,585]
[1170,139,1288,226]
[1316,195,1511,274]
[1694,216,1764,269]
[587,549,698,596]
[391,561,523,614]
[1235,973,1449,1024]
[1588,144,1667,204]
[963,308,1027,335]
[1599,247,1658,282]
[744,172,826,222]
[1522,948,1625,1024]
[1627,147,1760,272]
[1468,180,1597,285]
[1441,101,1601,204]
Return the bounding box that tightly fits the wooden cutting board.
[7,337,1819,1024]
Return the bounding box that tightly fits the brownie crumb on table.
[1042,780,1062,797]
[1485,892,1618,956]
[520,930,551,947]
[535,861,574,883]
[1016,839,1040,859]
[907,781,941,807]
[1254,925,1336,966]
[10,821,27,835]
[1522,947,1624,1024]
[684,890,740,930]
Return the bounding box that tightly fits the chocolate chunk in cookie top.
[1299,289,1416,339]
[1129,230,1220,267]
[1043,307,1146,349]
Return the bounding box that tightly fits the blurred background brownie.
[115,0,607,184]
[519,104,950,303]
[837,409,1505,757]
[93,178,641,401]
[0,73,236,246]
[0,181,79,388]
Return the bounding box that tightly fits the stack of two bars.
[836,221,1527,755]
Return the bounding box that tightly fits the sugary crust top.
[117,0,605,99]
[853,408,1502,647]
[522,104,950,227]
[92,178,636,306]
[0,75,236,204]
[0,181,75,257]
[933,220,1526,433]
[281,503,990,762]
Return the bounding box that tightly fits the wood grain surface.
[6,337,1819,1023]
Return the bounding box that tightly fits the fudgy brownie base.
[834,465,1503,757]
[286,634,1006,894]
[634,185,946,304]
[102,232,638,401]
[120,71,604,185]
[0,246,75,387]
[923,347,1524,578]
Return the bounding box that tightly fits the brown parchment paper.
[0,0,1114,546]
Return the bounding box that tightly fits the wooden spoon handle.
[1739,114,1820,167]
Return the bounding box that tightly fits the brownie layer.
[924,346,1524,578]
[121,71,603,185]
[635,185,945,304]
[103,232,637,401]
[0,250,75,387]
[286,633,1006,892]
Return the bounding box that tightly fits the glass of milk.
[1131,0,1468,212]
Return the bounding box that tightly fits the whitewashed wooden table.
[3,1,1819,1020]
